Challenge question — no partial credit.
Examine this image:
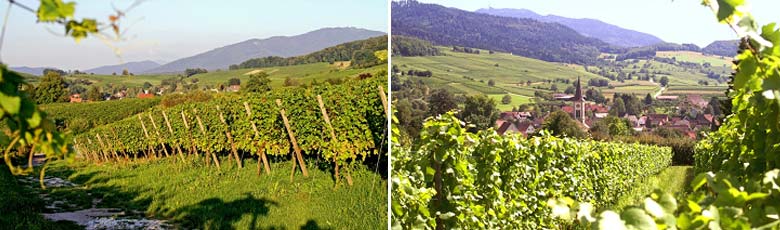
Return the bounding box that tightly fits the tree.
[659,76,669,87]
[69,84,86,95]
[228,78,241,86]
[542,110,586,138]
[142,82,153,89]
[644,93,653,105]
[487,79,495,86]
[551,84,558,92]
[242,72,270,93]
[33,72,69,104]
[564,86,575,94]
[86,85,102,101]
[459,95,499,132]
[427,89,457,117]
[122,69,129,76]
[610,97,626,117]
[501,94,512,105]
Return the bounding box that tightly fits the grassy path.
[12,157,386,230]
[611,166,694,211]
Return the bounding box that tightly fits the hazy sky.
[416,0,780,48]
[1,0,388,70]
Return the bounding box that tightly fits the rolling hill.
[702,40,739,57]
[391,1,616,65]
[475,8,664,48]
[145,27,385,73]
[9,66,51,76]
[85,60,161,75]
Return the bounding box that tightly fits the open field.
[62,62,385,88]
[394,47,607,97]
[664,85,726,96]
[17,158,386,229]
[487,93,533,111]
[656,51,732,67]
[394,47,729,101]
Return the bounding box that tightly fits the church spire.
[572,76,584,102]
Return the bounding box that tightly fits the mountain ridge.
[475,8,664,48]
[145,27,385,73]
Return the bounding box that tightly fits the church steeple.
[573,76,584,102]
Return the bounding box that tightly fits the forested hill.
[475,8,664,48]
[702,40,739,57]
[391,35,441,57]
[391,1,616,65]
[233,36,387,69]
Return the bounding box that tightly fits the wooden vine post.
[100,132,121,161]
[94,134,113,162]
[276,99,309,180]
[162,111,186,162]
[148,113,170,158]
[316,95,352,186]
[217,106,242,168]
[137,114,157,159]
[243,102,271,175]
[193,109,220,169]
[109,127,129,161]
[86,137,104,163]
[180,111,197,156]
[379,85,389,118]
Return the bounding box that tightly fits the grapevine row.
[73,76,387,180]
[391,113,672,229]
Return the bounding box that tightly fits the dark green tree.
[33,72,69,104]
[501,94,512,104]
[242,72,270,93]
[86,85,102,101]
[542,110,586,138]
[659,76,669,87]
[459,95,499,132]
[427,89,457,117]
[610,97,626,116]
[644,93,653,105]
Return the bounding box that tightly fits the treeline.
[392,1,613,65]
[232,36,387,70]
[391,35,440,56]
[451,46,480,54]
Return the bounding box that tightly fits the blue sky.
[1,0,388,70]
[417,0,780,48]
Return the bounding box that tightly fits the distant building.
[69,94,83,103]
[569,76,588,128]
[656,95,679,101]
[497,121,535,137]
[137,92,154,99]
[228,85,241,92]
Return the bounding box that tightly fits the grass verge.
[611,166,694,211]
[42,157,387,230]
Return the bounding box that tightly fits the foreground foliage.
[550,1,780,229]
[391,113,671,229]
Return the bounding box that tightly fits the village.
[495,77,721,139]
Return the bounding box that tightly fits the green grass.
[0,166,81,230]
[656,51,732,67]
[39,157,386,230]
[611,166,694,212]
[487,94,533,111]
[394,47,607,97]
[63,62,385,88]
[394,47,728,99]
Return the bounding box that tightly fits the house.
[656,95,679,101]
[553,93,574,100]
[228,85,241,92]
[137,93,154,99]
[69,94,82,103]
[646,114,669,127]
[497,121,535,137]
[686,95,709,108]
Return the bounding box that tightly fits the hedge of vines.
[39,98,161,135]
[391,112,672,229]
[73,76,386,168]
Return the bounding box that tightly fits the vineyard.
[71,76,388,182]
[391,112,672,229]
[39,98,161,134]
